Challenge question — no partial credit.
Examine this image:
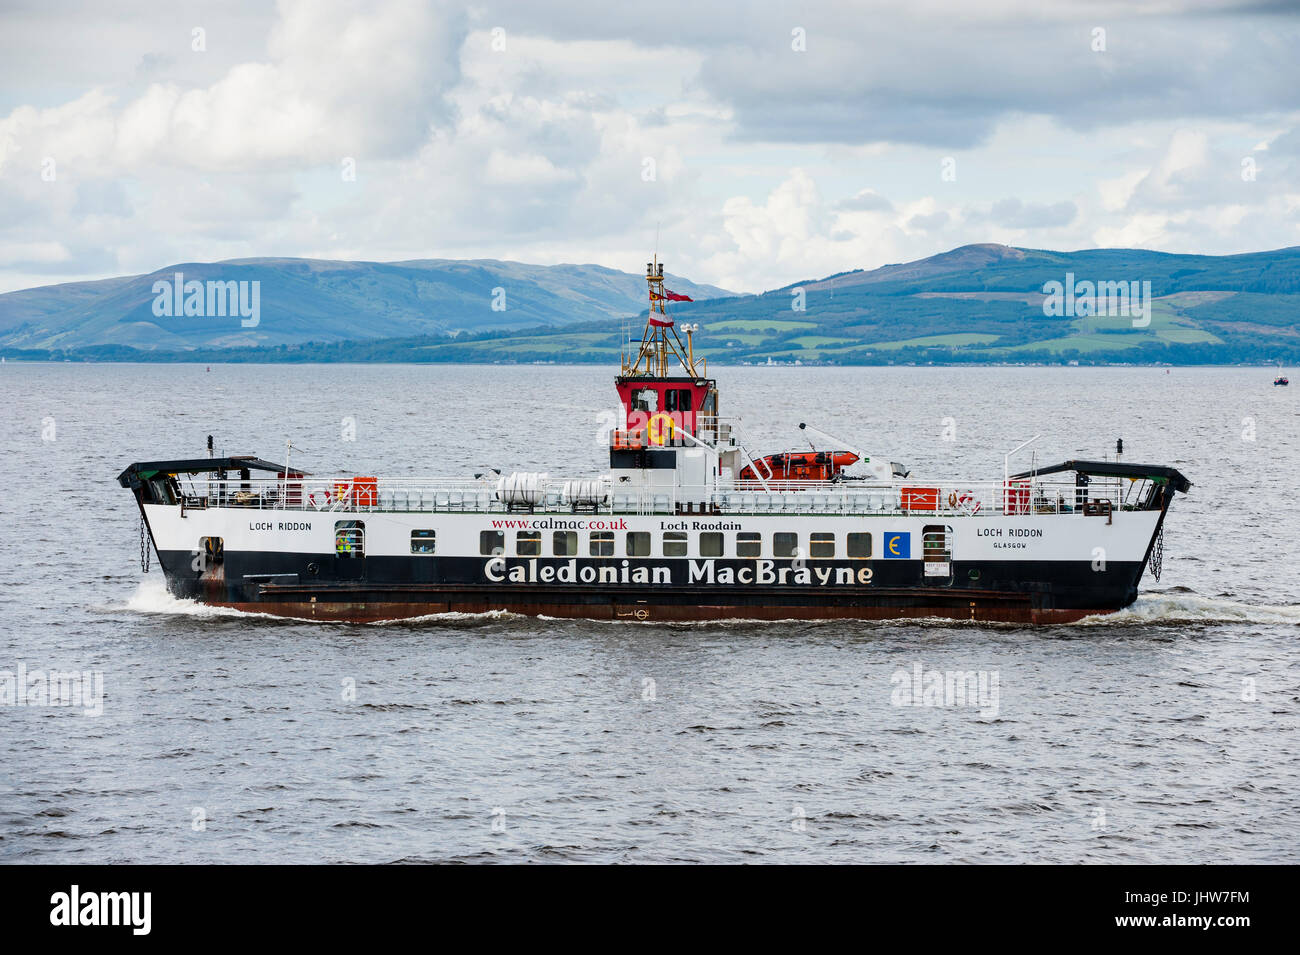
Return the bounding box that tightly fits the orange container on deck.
[352,476,377,506]
[901,486,940,511]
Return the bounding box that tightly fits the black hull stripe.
[154,550,1146,621]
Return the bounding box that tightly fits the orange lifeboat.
[739,450,859,482]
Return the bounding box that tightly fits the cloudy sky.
[1,0,1298,294]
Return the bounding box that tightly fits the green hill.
[0,257,732,350]
[5,243,1299,364]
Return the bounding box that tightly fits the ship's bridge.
[605,257,736,503]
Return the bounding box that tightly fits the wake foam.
[1076,592,1300,627]
[369,608,526,626]
[105,579,271,620]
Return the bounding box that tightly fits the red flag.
[664,289,693,302]
[648,316,674,328]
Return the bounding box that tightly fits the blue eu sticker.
[884,532,911,558]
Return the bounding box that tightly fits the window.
[632,389,658,413]
[663,531,688,557]
[626,532,651,557]
[847,532,872,559]
[516,530,541,556]
[665,389,693,412]
[810,532,835,559]
[590,531,614,556]
[700,532,724,557]
[553,531,577,556]
[410,530,436,554]
[335,521,365,557]
[774,532,799,558]
[480,529,504,556]
[737,532,761,558]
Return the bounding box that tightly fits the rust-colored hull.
[205,594,1112,625]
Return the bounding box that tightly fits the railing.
[169,472,1153,518]
[695,415,737,447]
[611,414,739,450]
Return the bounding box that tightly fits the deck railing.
[172,472,1149,518]
[611,414,739,449]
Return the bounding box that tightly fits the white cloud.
[0,0,464,176]
[0,240,71,265]
[2,1,1300,295]
[1098,169,1147,213]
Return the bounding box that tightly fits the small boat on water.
[1275,376,1289,386]
[119,256,1191,624]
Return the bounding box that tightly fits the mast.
[621,255,704,378]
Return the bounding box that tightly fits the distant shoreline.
[5,245,1300,367]
[1,356,1291,369]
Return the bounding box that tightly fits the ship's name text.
[484,558,874,586]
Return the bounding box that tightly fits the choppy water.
[1,362,1297,863]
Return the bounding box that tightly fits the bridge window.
[590,531,614,557]
[700,532,724,557]
[516,530,541,557]
[847,533,872,558]
[663,531,688,557]
[410,530,436,554]
[773,532,799,558]
[627,532,651,557]
[810,533,835,558]
[480,530,504,556]
[631,389,658,413]
[665,389,693,412]
[335,521,364,557]
[553,531,577,556]
[737,532,761,558]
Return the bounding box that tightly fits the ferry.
[119,257,1191,624]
